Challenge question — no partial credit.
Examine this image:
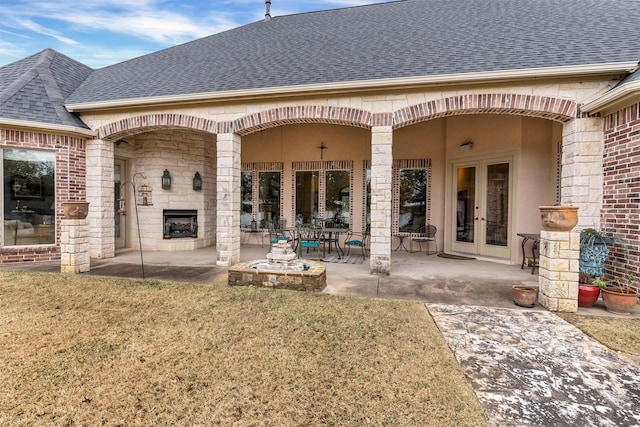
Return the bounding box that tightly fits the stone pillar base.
[538,230,579,312]
[60,219,90,274]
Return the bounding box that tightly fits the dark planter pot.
[578,284,601,308]
[512,285,538,308]
[601,287,639,314]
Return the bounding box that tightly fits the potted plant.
[579,228,616,278]
[578,271,601,308]
[596,273,639,314]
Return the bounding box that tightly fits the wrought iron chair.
[296,226,324,259]
[343,228,369,258]
[411,224,438,255]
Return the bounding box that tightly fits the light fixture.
[459,141,474,151]
[162,169,172,189]
[192,171,202,191]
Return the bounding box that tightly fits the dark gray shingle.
[65,0,640,105]
[0,49,92,128]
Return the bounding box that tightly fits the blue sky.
[0,1,395,69]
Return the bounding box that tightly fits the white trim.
[65,62,638,112]
[581,79,640,113]
[0,118,96,137]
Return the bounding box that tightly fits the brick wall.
[0,129,86,262]
[602,102,640,280]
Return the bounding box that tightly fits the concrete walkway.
[429,304,640,427]
[3,244,639,426]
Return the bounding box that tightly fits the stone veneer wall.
[560,117,605,229]
[128,130,216,251]
[602,102,640,280]
[538,231,579,312]
[0,128,86,263]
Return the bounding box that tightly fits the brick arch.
[95,113,218,141]
[393,94,578,129]
[233,106,377,136]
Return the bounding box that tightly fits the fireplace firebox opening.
[163,210,198,239]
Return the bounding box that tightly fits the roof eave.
[0,118,96,138]
[581,79,640,114]
[65,61,638,112]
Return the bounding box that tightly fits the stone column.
[60,219,90,273]
[538,230,579,312]
[561,118,605,229]
[369,126,393,275]
[86,139,115,259]
[216,133,241,266]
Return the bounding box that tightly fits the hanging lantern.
[193,171,202,191]
[117,198,126,214]
[137,183,153,206]
[162,169,172,190]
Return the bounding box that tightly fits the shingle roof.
[65,0,640,106]
[0,49,92,128]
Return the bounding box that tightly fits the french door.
[451,156,513,258]
[114,159,127,249]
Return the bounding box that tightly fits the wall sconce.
[161,169,172,189]
[459,141,474,151]
[193,171,202,191]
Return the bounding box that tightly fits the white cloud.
[16,19,78,45]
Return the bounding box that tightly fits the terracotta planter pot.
[63,201,90,219]
[538,206,579,232]
[578,284,601,308]
[601,287,638,314]
[512,285,538,308]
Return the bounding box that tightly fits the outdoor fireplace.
[163,209,198,239]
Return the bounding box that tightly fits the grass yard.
[558,313,640,358]
[0,271,488,426]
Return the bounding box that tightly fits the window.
[295,171,319,225]
[241,163,283,228]
[293,161,353,226]
[258,171,280,227]
[398,169,427,232]
[241,171,253,228]
[3,149,55,246]
[393,159,430,234]
[325,170,350,226]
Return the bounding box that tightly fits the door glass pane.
[365,169,371,227]
[3,149,55,246]
[325,170,350,227]
[114,164,122,239]
[456,166,475,243]
[485,163,509,246]
[295,171,319,225]
[398,169,427,232]
[241,171,252,228]
[259,171,280,228]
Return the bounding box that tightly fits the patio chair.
[412,224,438,255]
[343,229,369,258]
[296,226,324,259]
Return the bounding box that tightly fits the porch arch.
[95,113,218,141]
[393,94,578,129]
[234,106,377,135]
